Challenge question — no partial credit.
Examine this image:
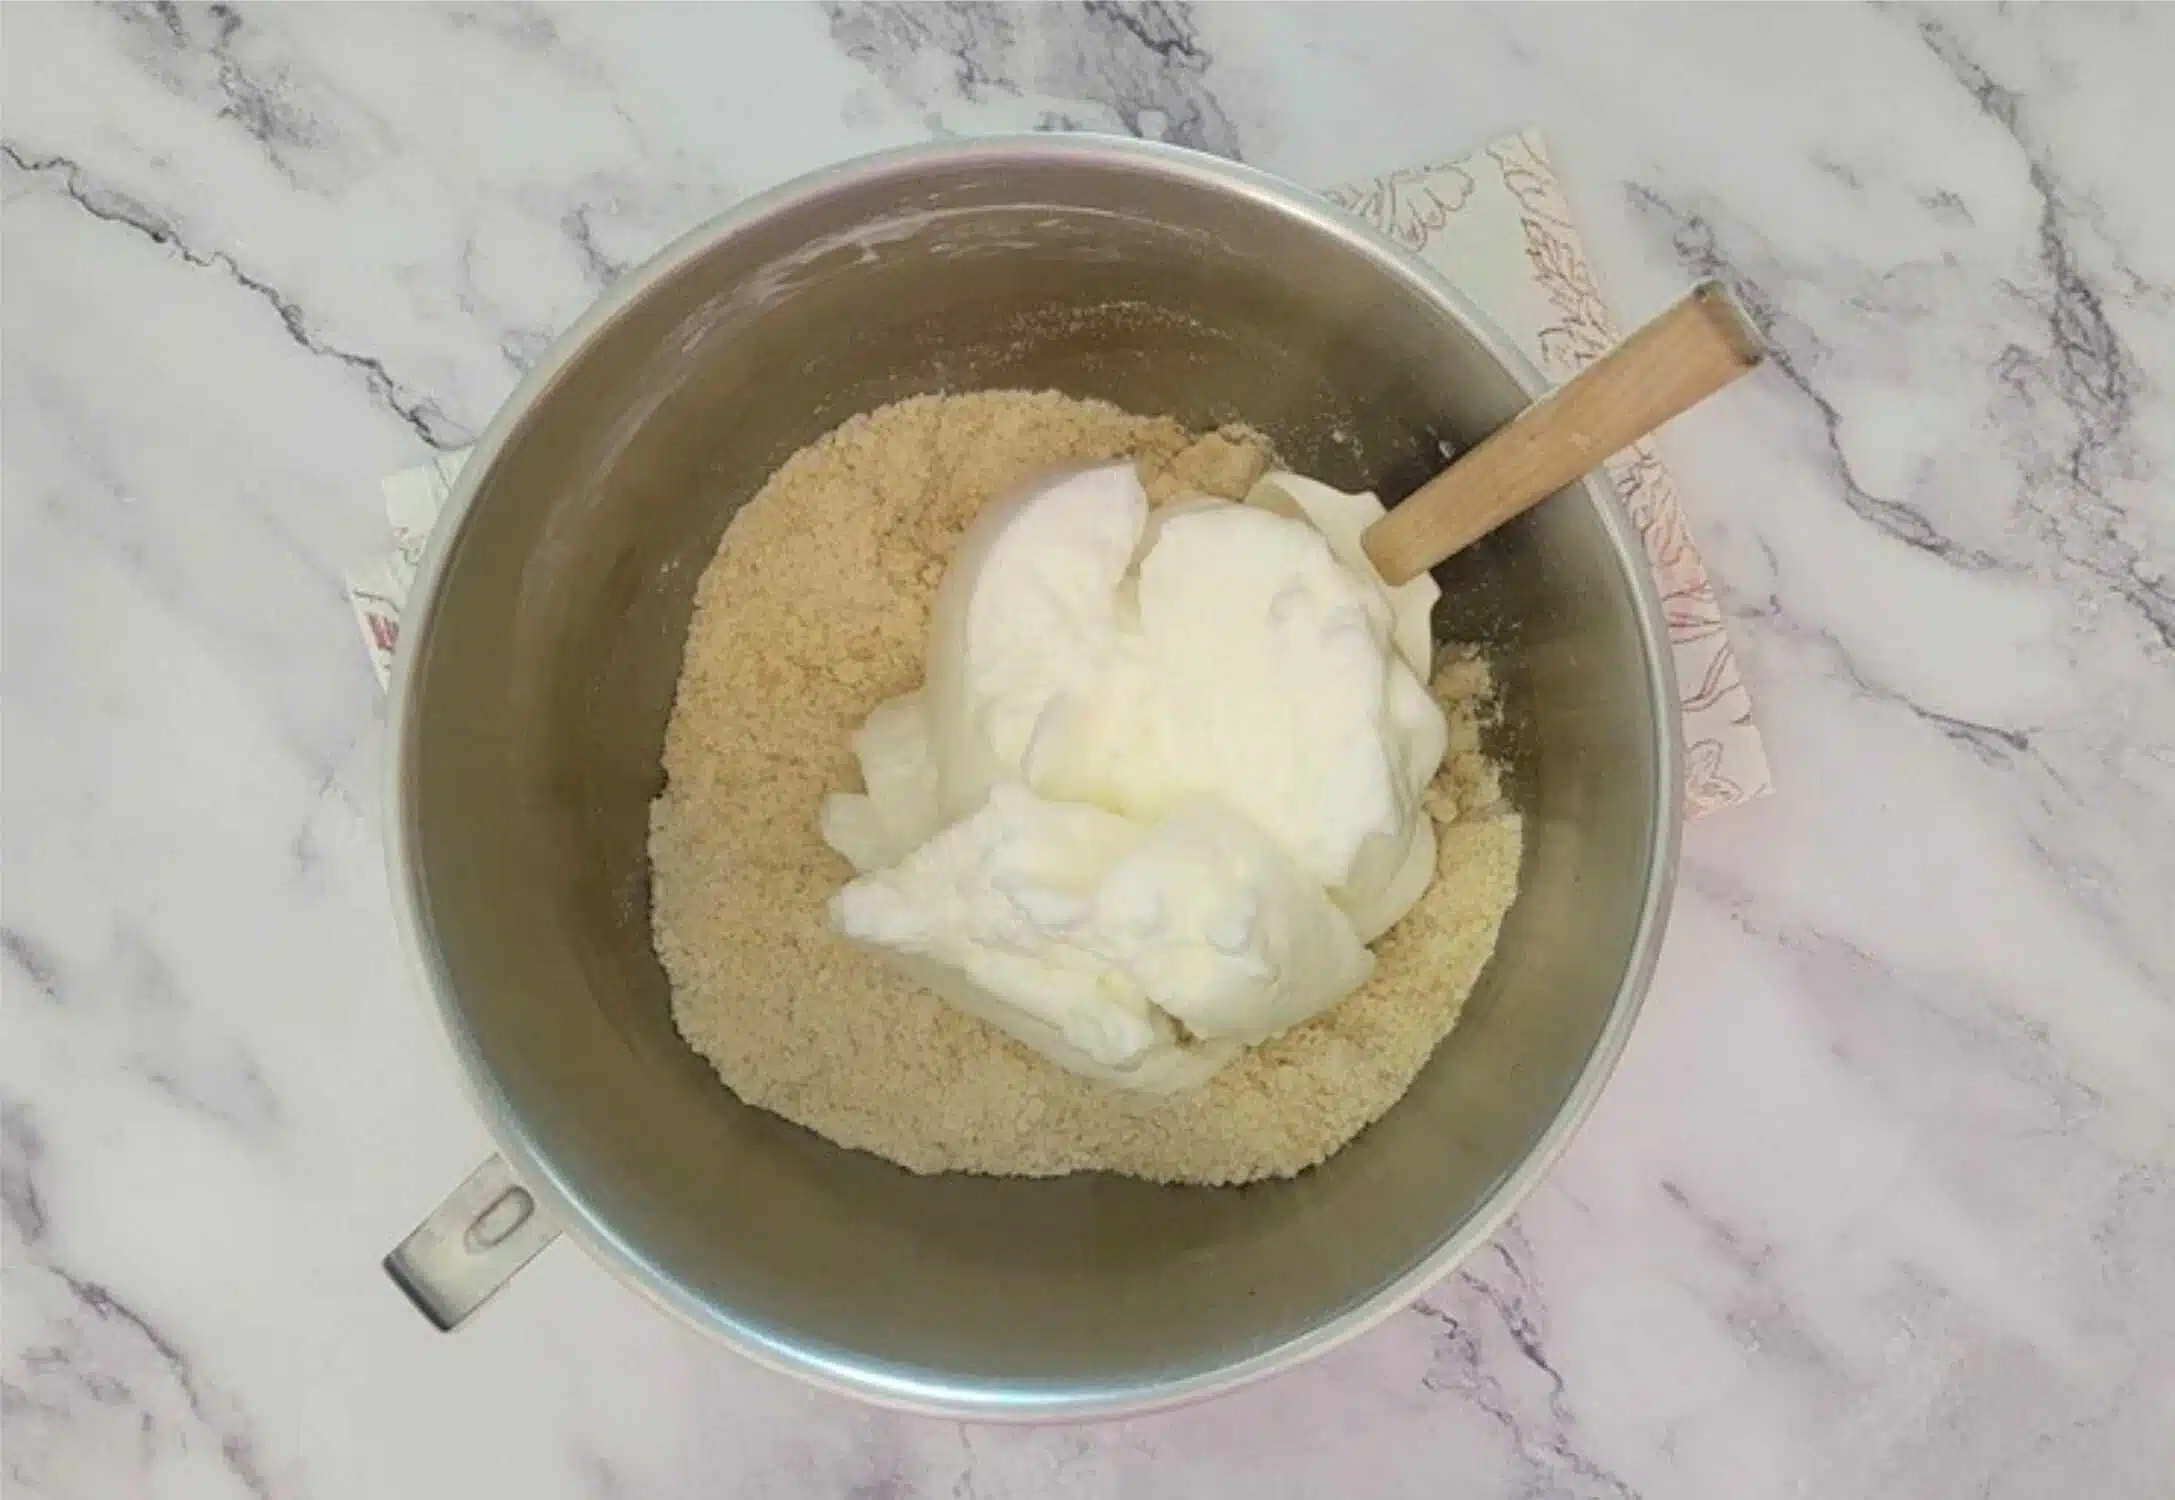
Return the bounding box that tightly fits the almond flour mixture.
[648,390,1521,1183]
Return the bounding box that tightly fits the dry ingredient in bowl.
[649,390,1521,1184]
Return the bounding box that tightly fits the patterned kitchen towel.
[347,129,1771,815]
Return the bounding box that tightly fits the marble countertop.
[6,5,2173,1497]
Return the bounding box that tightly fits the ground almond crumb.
[649,390,1522,1184]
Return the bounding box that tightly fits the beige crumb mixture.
[649,390,1522,1184]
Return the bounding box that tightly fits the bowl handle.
[384,1153,560,1329]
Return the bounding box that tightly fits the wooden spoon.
[1361,280,1764,587]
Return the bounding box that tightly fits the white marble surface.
[6,5,2174,1497]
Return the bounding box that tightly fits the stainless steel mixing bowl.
[384,136,1679,1417]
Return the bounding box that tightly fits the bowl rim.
[386,132,1683,1420]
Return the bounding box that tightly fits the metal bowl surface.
[389,136,1680,1418]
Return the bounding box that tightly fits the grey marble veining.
[4,5,2173,1498]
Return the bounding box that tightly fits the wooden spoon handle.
[1362,280,1764,586]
